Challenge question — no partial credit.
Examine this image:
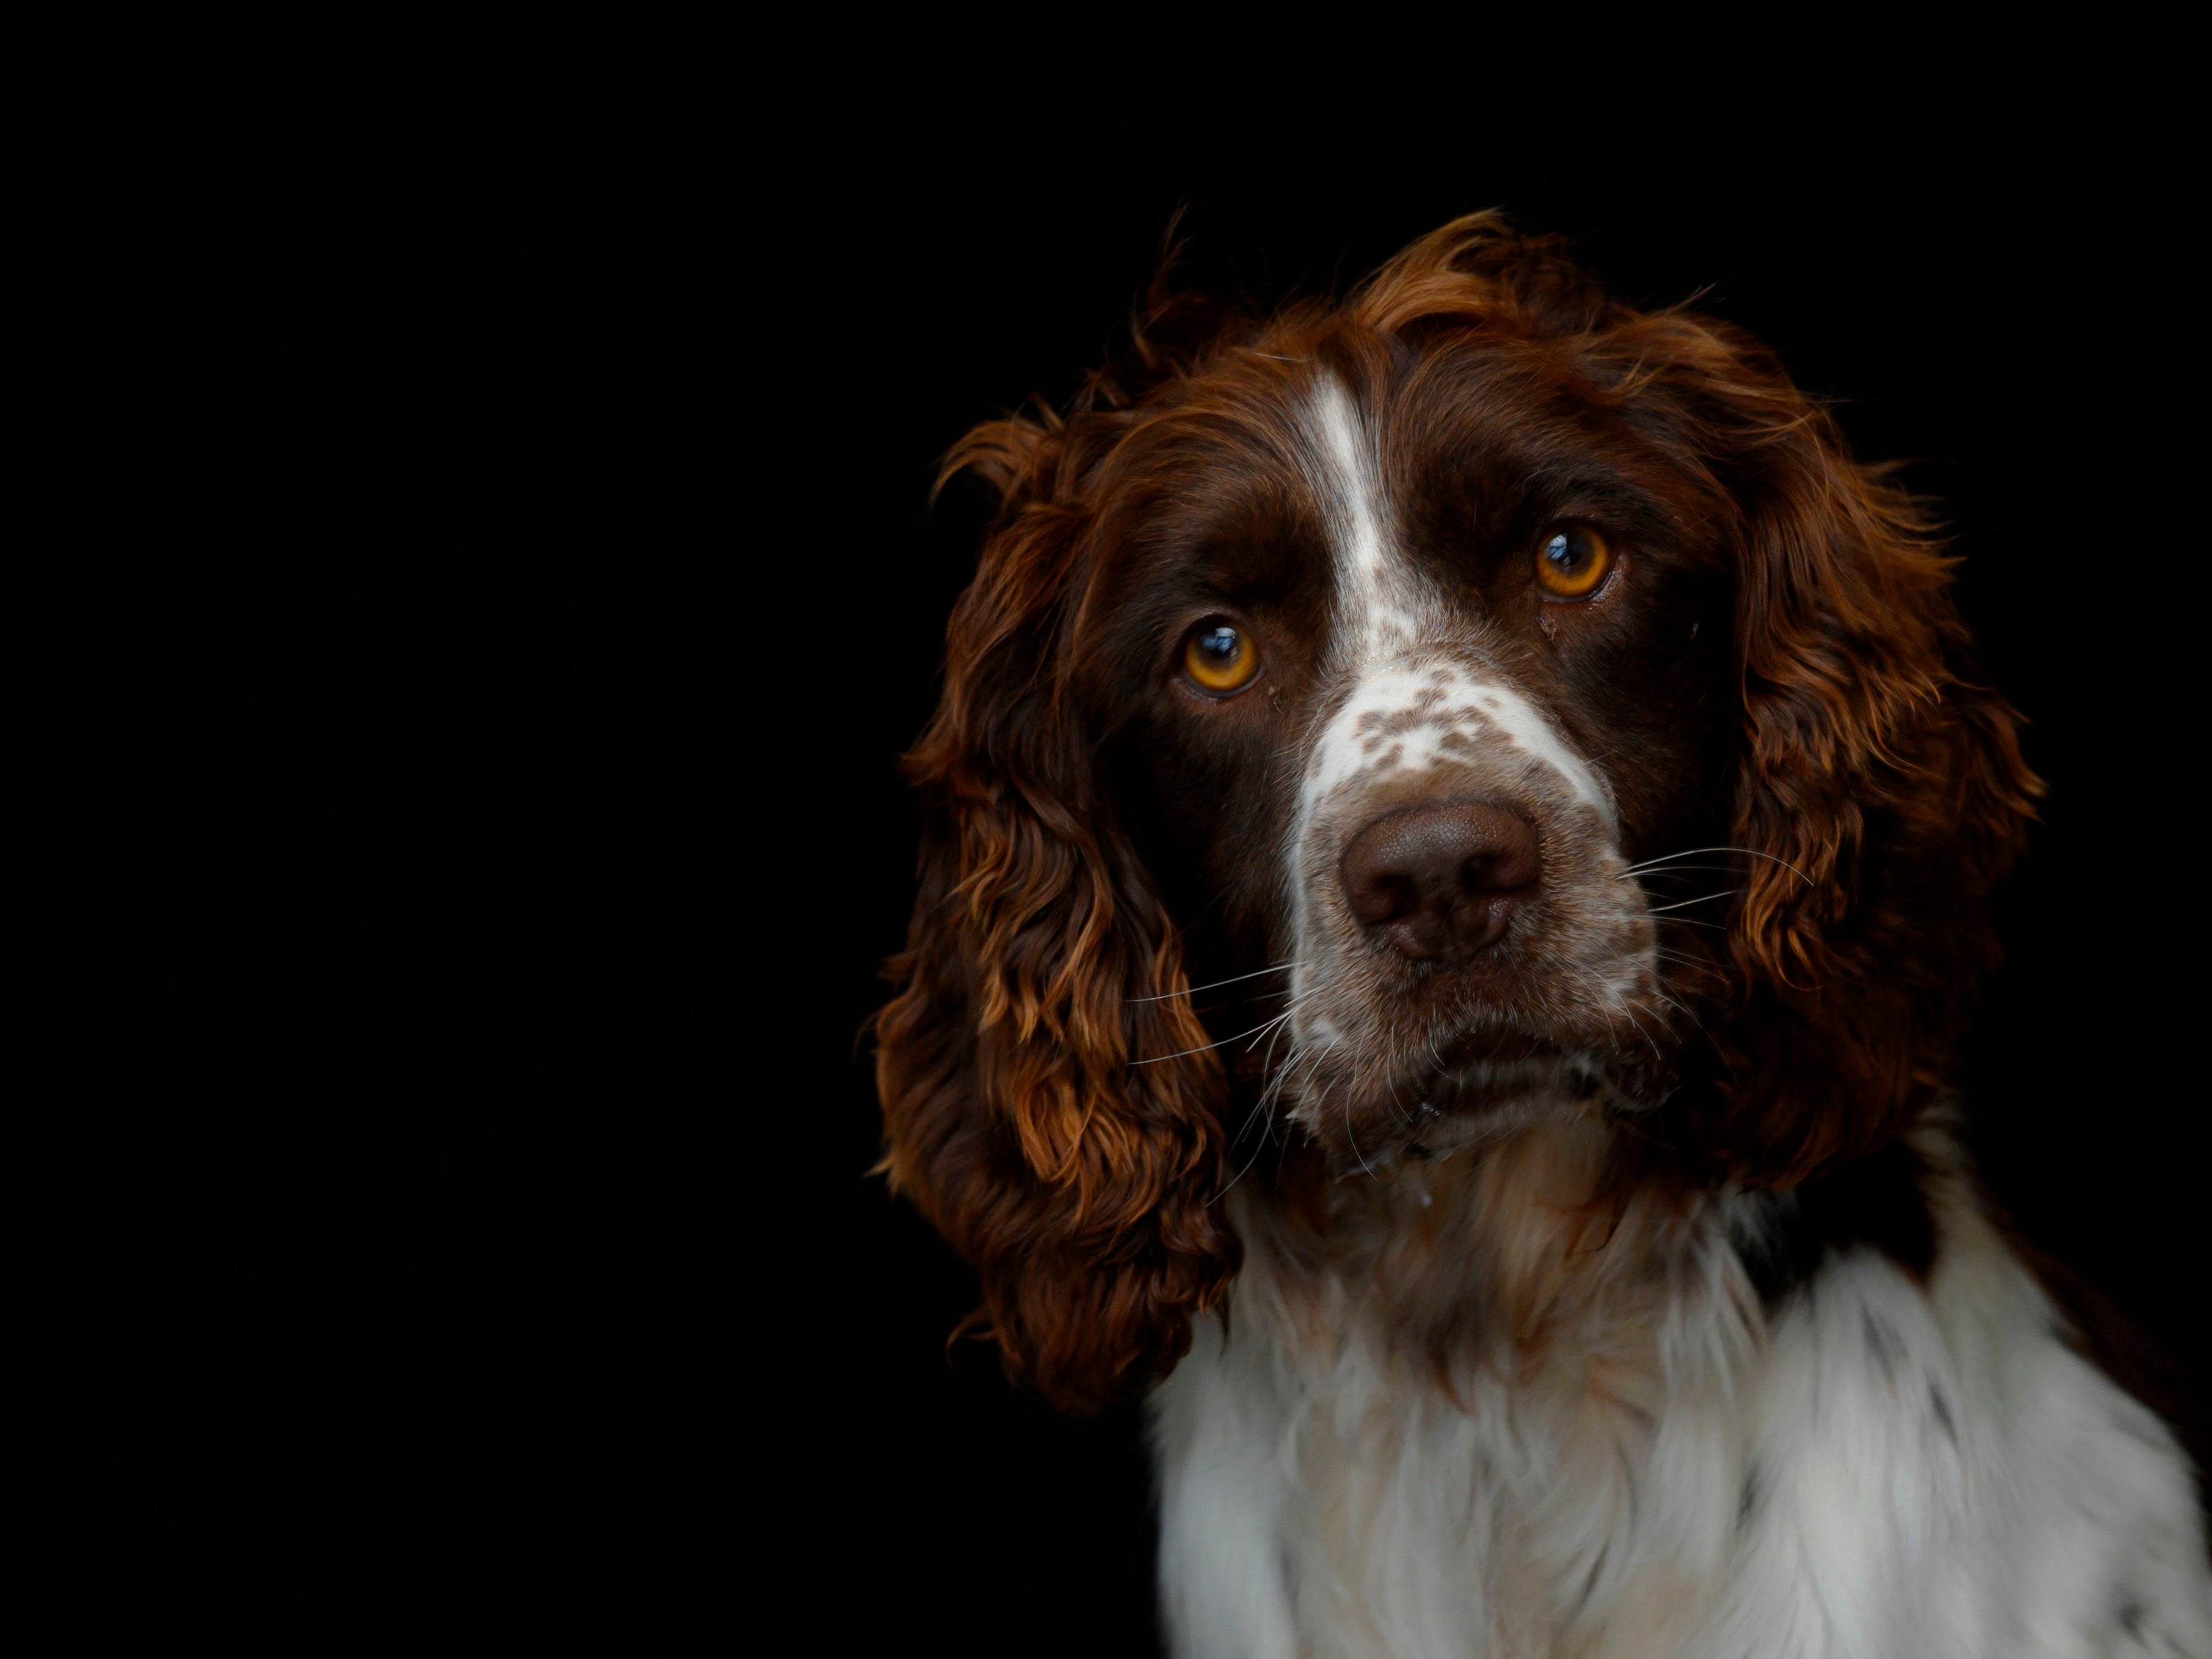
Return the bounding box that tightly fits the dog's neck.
[1233,1111,1738,1392]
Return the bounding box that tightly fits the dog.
[875,214,2212,1656]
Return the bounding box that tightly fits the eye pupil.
[1198,626,1240,660]
[1546,532,1578,570]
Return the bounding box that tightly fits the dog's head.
[875,216,2038,1411]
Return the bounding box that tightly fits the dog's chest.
[1147,1180,2212,1659]
[1152,1292,1745,1659]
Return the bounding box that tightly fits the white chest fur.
[1148,1153,2211,1658]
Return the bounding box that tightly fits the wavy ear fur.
[875,412,1238,1414]
[1627,314,2042,1184]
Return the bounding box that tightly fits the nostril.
[1346,868,1418,928]
[1339,801,1541,961]
[1461,829,1540,898]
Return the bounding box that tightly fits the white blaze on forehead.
[1294,376,1615,828]
[1306,377,1421,657]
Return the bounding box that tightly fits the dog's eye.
[1184,622,1261,694]
[1536,525,1612,599]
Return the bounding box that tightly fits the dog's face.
[1086,353,1741,1160]
[877,218,2038,1411]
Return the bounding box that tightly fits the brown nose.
[1339,801,1540,961]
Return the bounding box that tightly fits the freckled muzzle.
[1283,655,1662,1152]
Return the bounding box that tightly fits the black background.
[14,20,2201,1655]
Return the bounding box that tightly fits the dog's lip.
[1414,1030,1584,1112]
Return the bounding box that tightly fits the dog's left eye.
[1536,525,1613,599]
[1184,622,1261,694]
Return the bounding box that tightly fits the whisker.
[1647,891,1739,914]
[1212,1031,1334,1205]
[1131,986,1322,1066]
[1278,1034,1337,1115]
[1620,1004,1665,1065]
[1344,1080,1380,1179]
[1575,963,1662,1064]
[1229,1071,1281,1146]
[1130,961,1297,1003]
[1131,1013,1293,1066]
[1623,846,1812,884]
[1210,1076,1286,1205]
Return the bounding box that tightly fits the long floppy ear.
[1638,316,2042,1185]
[873,416,1238,1414]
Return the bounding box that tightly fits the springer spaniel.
[875,216,2212,1657]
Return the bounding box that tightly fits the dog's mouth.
[1317,1031,1606,1168]
[1290,979,1668,1160]
[1410,1030,1606,1117]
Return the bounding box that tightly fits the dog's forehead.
[1115,336,1547,578]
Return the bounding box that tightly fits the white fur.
[1298,662,1612,822]
[1150,1134,2212,1657]
[1307,377,1422,659]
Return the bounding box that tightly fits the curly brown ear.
[874,435,1238,1414]
[1638,315,2042,1184]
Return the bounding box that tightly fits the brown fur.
[875,213,2041,1412]
[872,430,1241,1413]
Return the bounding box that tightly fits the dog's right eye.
[1184,622,1261,695]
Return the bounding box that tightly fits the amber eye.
[1536,525,1613,599]
[1184,621,1261,694]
